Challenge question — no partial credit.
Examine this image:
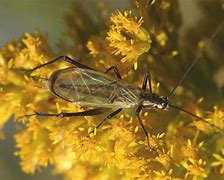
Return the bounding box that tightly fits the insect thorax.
[141,92,169,110]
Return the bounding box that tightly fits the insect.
[27,21,224,147]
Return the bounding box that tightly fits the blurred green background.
[0,0,200,179]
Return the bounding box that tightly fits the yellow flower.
[153,169,181,180]
[190,106,224,135]
[182,158,207,178]
[86,37,103,57]
[207,106,224,131]
[86,36,118,70]
[212,149,224,174]
[107,10,151,63]
[190,119,214,134]
[155,148,173,169]
[156,31,168,47]
[181,139,204,161]
[14,119,54,174]
[147,132,165,149]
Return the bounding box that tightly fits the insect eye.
[157,104,163,109]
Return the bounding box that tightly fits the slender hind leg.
[30,56,122,80]
[22,108,108,119]
[29,55,94,72]
[89,108,122,135]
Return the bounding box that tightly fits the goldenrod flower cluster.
[0,0,224,179]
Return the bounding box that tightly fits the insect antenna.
[168,21,224,98]
[169,104,203,120]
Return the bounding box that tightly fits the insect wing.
[49,67,141,108]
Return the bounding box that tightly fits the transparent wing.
[49,67,141,108]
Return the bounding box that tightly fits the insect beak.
[164,104,169,110]
[162,97,169,110]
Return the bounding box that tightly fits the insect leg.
[95,108,122,129]
[142,72,152,93]
[88,108,122,137]
[24,108,108,118]
[105,66,122,79]
[30,56,94,72]
[136,105,151,147]
[80,108,122,147]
